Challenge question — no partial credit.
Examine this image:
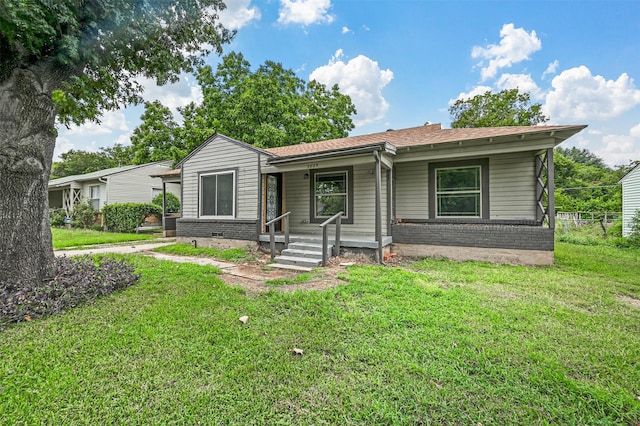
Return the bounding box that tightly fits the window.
[314,171,347,218]
[89,185,100,210]
[200,171,235,218]
[436,166,481,217]
[429,159,489,220]
[310,167,353,224]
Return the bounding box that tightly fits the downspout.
[374,150,384,264]
[547,148,555,230]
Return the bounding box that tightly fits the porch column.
[374,151,383,263]
[161,181,167,230]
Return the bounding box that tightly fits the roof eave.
[267,142,396,165]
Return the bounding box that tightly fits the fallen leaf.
[24,315,32,321]
[292,348,304,355]
[239,315,249,324]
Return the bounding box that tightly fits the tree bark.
[0,66,58,293]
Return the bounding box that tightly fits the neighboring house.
[619,162,640,237]
[172,123,586,266]
[49,160,177,214]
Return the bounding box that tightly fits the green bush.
[102,203,162,233]
[608,220,623,238]
[152,192,180,213]
[49,208,67,227]
[628,210,640,248]
[71,200,98,228]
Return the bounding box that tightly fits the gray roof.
[48,161,170,188]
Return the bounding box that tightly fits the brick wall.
[391,222,554,251]
[177,218,258,241]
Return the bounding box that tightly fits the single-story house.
[619,162,640,237]
[165,123,586,266]
[49,160,178,214]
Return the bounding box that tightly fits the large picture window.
[429,159,489,220]
[200,171,235,218]
[310,167,353,224]
[436,166,481,217]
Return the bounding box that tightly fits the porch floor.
[258,233,392,249]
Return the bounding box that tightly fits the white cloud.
[53,136,76,161]
[310,50,393,126]
[137,74,203,120]
[62,110,129,136]
[542,59,559,79]
[544,66,640,121]
[630,123,640,138]
[495,73,542,99]
[449,85,493,105]
[114,134,132,146]
[596,133,640,167]
[278,0,334,25]
[218,0,261,29]
[472,23,542,81]
[342,26,351,34]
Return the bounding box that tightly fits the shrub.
[0,256,140,330]
[608,220,623,238]
[71,200,98,228]
[628,210,640,248]
[102,203,162,233]
[49,208,67,227]
[152,192,180,213]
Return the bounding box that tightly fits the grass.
[152,243,254,262]
[52,227,160,249]
[1,243,639,424]
[265,272,316,286]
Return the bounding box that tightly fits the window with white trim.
[314,171,348,219]
[435,165,481,217]
[89,185,100,211]
[200,171,235,218]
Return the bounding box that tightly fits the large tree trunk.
[0,66,58,293]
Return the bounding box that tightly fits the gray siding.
[489,152,536,220]
[395,162,428,219]
[284,163,388,235]
[394,152,537,221]
[108,161,172,207]
[622,166,640,237]
[181,136,261,220]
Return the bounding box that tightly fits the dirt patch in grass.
[219,251,383,294]
[617,294,640,310]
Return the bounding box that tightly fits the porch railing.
[266,211,291,261]
[318,211,343,266]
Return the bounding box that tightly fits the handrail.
[266,211,291,261]
[318,211,343,266]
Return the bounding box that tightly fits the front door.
[265,173,283,232]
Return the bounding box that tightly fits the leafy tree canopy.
[1,0,234,125]
[51,146,134,179]
[128,52,356,163]
[449,89,548,128]
[556,146,608,169]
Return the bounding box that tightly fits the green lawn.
[52,227,160,249]
[1,243,639,424]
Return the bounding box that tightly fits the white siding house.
[48,160,176,214]
[620,163,640,237]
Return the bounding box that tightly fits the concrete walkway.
[54,241,177,257]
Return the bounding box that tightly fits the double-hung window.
[429,159,489,219]
[314,171,348,218]
[200,170,235,218]
[89,185,100,211]
[435,166,481,217]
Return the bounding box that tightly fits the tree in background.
[1,0,233,292]
[554,149,622,213]
[174,52,356,157]
[129,101,180,164]
[449,89,548,128]
[51,147,134,179]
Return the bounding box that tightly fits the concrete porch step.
[274,255,321,268]
[280,248,324,260]
[287,241,326,251]
[268,263,314,272]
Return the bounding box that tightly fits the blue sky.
[56,0,640,167]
